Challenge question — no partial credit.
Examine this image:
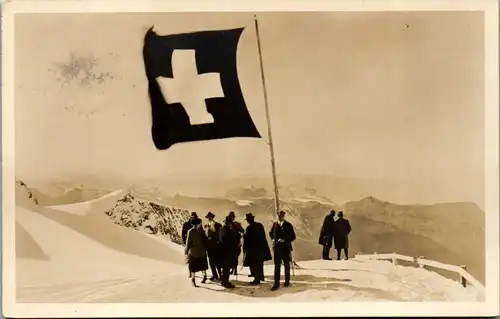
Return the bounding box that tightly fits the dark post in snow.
[418,256,426,269]
[460,265,467,288]
[392,252,398,265]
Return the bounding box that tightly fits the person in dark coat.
[269,210,296,291]
[334,211,352,260]
[227,211,244,276]
[319,210,336,260]
[243,213,272,285]
[218,217,240,288]
[182,212,198,245]
[185,217,209,287]
[204,212,222,281]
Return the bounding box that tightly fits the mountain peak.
[104,190,191,245]
[225,185,267,200]
[119,191,135,203]
[360,196,383,204]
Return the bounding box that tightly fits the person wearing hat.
[218,216,240,288]
[227,211,244,276]
[243,213,272,285]
[319,210,336,260]
[204,212,222,281]
[185,217,209,287]
[333,211,352,260]
[269,210,296,291]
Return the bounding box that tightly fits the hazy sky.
[14,12,485,206]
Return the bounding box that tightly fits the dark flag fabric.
[142,27,262,150]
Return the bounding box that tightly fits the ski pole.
[288,242,295,277]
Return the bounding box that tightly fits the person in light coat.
[185,217,209,287]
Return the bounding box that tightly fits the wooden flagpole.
[254,14,280,214]
[254,15,300,273]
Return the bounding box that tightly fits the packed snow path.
[17,259,481,302]
[15,198,482,303]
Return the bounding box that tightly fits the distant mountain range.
[342,196,484,283]
[15,178,485,283]
[22,179,111,206]
[20,173,484,210]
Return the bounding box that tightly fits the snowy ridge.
[103,191,191,245]
[47,189,126,216]
[16,180,39,206]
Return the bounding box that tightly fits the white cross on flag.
[142,27,262,150]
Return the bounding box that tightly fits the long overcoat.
[218,224,240,268]
[185,227,208,259]
[205,221,222,262]
[243,221,272,267]
[318,213,336,247]
[333,218,352,249]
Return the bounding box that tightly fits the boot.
[284,281,290,287]
[224,282,235,289]
[271,284,279,291]
[201,274,207,284]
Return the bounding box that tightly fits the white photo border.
[2,0,498,317]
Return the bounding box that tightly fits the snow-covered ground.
[46,189,126,216]
[15,192,483,303]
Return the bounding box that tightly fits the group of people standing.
[182,210,296,291]
[318,210,352,260]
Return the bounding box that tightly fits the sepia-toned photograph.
[2,0,499,317]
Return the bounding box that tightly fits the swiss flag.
[142,27,261,150]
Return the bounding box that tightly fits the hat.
[190,212,198,218]
[278,210,286,216]
[228,211,235,218]
[205,212,215,219]
[192,217,202,226]
[245,213,255,221]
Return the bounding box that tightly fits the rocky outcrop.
[104,192,190,245]
[16,180,39,206]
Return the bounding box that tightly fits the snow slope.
[46,189,126,216]
[15,192,483,303]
